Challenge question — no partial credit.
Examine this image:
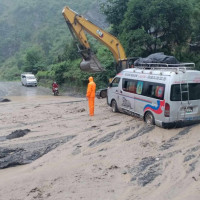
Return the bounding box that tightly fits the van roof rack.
[134,63,195,73]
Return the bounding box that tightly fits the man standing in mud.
[86,76,96,116]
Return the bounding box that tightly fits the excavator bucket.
[80,54,104,73]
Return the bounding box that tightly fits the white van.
[107,63,200,128]
[21,73,37,87]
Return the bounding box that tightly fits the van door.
[171,83,193,120]
[107,77,121,106]
[118,78,136,113]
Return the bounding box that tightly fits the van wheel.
[144,112,155,125]
[111,100,118,113]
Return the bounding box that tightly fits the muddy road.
[0,81,51,98]
[0,81,200,200]
[0,81,85,169]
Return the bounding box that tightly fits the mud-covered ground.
[0,82,200,200]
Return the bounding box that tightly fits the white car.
[21,73,37,87]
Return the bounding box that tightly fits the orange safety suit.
[86,77,96,116]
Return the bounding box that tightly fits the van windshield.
[110,77,120,87]
[171,83,200,101]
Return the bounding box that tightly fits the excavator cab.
[116,58,138,73]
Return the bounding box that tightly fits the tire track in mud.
[88,124,151,148]
[128,149,187,186]
[89,123,200,187]
[129,149,182,186]
[183,145,200,173]
[160,125,196,150]
[127,128,200,187]
[71,123,144,155]
[125,125,155,141]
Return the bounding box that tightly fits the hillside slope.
[0,95,199,200]
[0,0,107,79]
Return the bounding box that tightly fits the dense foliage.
[122,0,192,55]
[101,0,200,61]
[0,0,100,80]
[1,0,200,92]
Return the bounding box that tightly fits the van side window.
[143,82,165,100]
[189,83,200,100]
[122,79,137,93]
[171,83,200,101]
[122,78,165,99]
[110,77,120,87]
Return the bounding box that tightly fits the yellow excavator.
[62,6,136,73]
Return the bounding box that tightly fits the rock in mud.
[0,98,10,102]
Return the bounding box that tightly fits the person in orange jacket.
[86,76,96,116]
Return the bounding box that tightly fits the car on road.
[21,73,37,87]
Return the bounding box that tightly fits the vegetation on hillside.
[0,0,98,81]
[101,0,200,62]
[0,0,200,91]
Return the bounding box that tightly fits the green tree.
[52,61,70,84]
[190,0,200,47]
[61,41,80,61]
[119,0,192,57]
[24,46,46,74]
[100,0,129,35]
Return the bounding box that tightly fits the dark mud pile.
[0,129,76,169]
[0,98,10,102]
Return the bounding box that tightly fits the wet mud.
[160,125,195,150]
[0,81,200,200]
[6,129,31,140]
[0,135,76,169]
[0,81,51,97]
[126,125,155,141]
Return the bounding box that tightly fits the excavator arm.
[62,6,131,73]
